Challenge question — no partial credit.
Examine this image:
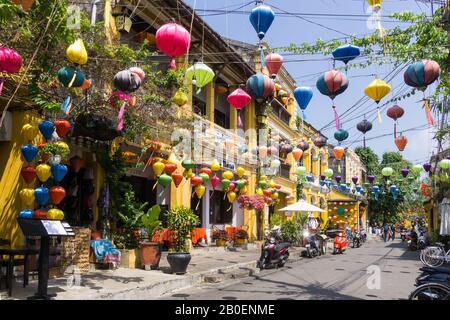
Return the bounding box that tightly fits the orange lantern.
[394,135,408,151]
[333,146,345,161]
[292,148,303,161]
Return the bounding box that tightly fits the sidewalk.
[1,245,304,300]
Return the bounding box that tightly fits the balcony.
[280,163,291,180]
[271,100,291,127]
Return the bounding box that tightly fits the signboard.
[17,218,75,237]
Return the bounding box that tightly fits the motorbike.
[333,232,349,254]
[359,229,367,243]
[303,230,321,258]
[408,230,427,251]
[352,232,362,248]
[400,228,407,242]
[257,236,290,270]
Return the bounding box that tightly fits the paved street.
[162,238,422,300]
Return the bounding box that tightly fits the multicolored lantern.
[246,73,274,104]
[316,70,349,129]
[155,23,191,70]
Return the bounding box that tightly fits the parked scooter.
[400,227,408,242]
[258,236,290,270]
[333,232,349,254]
[303,230,321,258]
[359,229,367,243]
[352,231,362,248]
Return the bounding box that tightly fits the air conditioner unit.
[0,111,12,141]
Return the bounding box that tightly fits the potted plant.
[140,204,163,270]
[165,207,199,274]
[233,229,249,246]
[113,190,146,268]
[212,227,229,247]
[40,142,69,165]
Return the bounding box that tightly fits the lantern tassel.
[0,78,4,96]
[117,101,126,131]
[196,199,201,211]
[210,190,215,199]
[260,46,266,70]
[377,108,383,124]
[169,58,176,70]
[68,70,77,88]
[394,123,397,138]
[227,204,232,212]
[237,110,243,128]
[152,180,158,191]
[302,110,307,121]
[363,136,366,148]
[332,105,340,130]
[60,96,71,113]
[424,99,436,126]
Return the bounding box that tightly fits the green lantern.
[199,173,210,183]
[381,167,393,177]
[236,179,245,190]
[324,168,333,179]
[158,173,172,188]
[438,159,450,170]
[181,159,195,170]
[57,66,85,88]
[411,164,423,175]
[296,166,307,176]
[221,179,231,190]
[186,62,215,94]
[258,180,268,189]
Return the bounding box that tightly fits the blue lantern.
[35,187,49,206]
[21,144,38,163]
[333,184,338,190]
[332,44,361,65]
[373,185,380,201]
[340,183,347,192]
[320,181,325,187]
[294,86,313,119]
[356,185,362,193]
[38,120,55,140]
[306,175,314,182]
[18,209,33,219]
[51,164,68,183]
[249,4,275,40]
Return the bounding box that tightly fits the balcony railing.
[271,100,291,126]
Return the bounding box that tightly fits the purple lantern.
[335,176,342,183]
[320,174,326,181]
[352,176,358,184]
[368,175,375,183]
[423,163,432,172]
[401,168,409,178]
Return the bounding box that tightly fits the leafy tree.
[355,146,379,176]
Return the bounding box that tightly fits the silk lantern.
[365,79,391,124]
[227,88,251,128]
[49,186,66,205]
[34,187,49,206]
[155,23,191,70]
[22,124,38,141]
[246,73,274,104]
[294,87,313,120]
[172,172,183,188]
[38,120,55,140]
[265,53,283,78]
[21,166,36,184]
[0,47,22,95]
[333,146,345,161]
[158,174,172,188]
[66,39,88,65]
[21,144,38,163]
[356,119,373,148]
[186,62,215,94]
[332,44,361,65]
[36,164,51,183]
[47,208,64,220]
[54,119,71,138]
[20,188,35,208]
[51,164,68,183]
[394,135,408,152]
[249,4,275,40]
[57,66,85,88]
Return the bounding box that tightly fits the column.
[205,82,215,126]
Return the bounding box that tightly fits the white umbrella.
[278,199,325,213]
[439,197,450,236]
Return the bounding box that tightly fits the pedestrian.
[391,225,396,240]
[383,222,390,242]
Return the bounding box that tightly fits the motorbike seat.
[274,243,290,251]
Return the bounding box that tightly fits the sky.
[182,0,444,165]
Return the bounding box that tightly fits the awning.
[279,200,325,213]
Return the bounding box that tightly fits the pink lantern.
[265,53,283,79]
[227,88,251,128]
[211,175,220,190]
[155,23,191,70]
[0,47,22,95]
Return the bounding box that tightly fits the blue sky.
[183,0,441,164]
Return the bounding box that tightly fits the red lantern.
[164,163,177,175]
[190,176,203,186]
[394,135,408,151]
[263,189,272,197]
[227,88,251,128]
[172,172,183,188]
[265,53,283,79]
[54,119,71,138]
[49,186,66,205]
[387,105,405,138]
[0,47,22,95]
[21,166,36,184]
[155,23,191,70]
[33,209,47,219]
[200,167,212,177]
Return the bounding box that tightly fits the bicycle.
[421,243,450,267]
[409,283,450,300]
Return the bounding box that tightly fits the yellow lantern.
[152,161,165,178]
[222,170,234,180]
[240,185,247,195]
[227,191,236,203]
[36,164,51,182]
[22,124,38,141]
[172,89,188,106]
[55,141,70,154]
[47,208,64,220]
[66,39,88,65]
[268,179,275,188]
[19,188,35,207]
[256,188,264,196]
[211,159,221,172]
[368,0,383,9]
[364,79,391,104]
[236,166,245,178]
[260,175,268,181]
[184,168,193,178]
[271,192,279,200]
[195,185,206,199]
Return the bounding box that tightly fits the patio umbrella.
[439,197,450,236]
[278,200,325,213]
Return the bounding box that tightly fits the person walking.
[383,223,390,242]
[391,225,396,240]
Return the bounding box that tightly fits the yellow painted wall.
[0,111,43,246]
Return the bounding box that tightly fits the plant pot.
[167,253,191,275]
[140,242,162,270]
[119,249,140,268]
[49,154,62,165]
[234,239,248,246]
[216,239,227,247]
